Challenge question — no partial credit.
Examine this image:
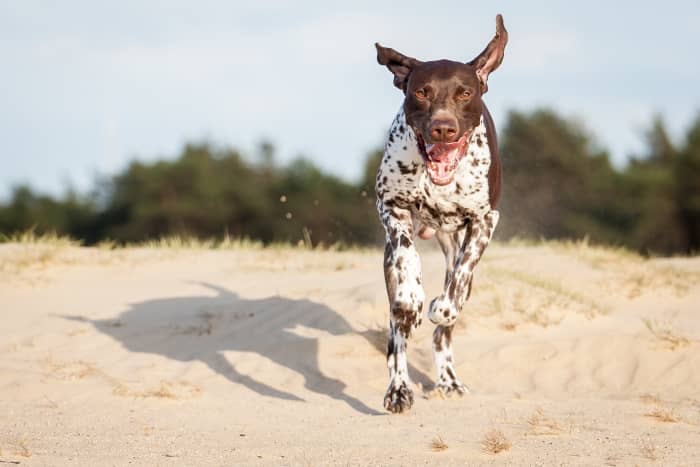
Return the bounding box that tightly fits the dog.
[375,15,508,413]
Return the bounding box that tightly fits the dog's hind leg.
[428,210,498,326]
[429,211,499,395]
[432,323,468,395]
[436,229,466,287]
[432,229,469,395]
[380,203,425,413]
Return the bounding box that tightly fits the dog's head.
[376,15,507,185]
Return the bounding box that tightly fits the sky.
[1,1,699,198]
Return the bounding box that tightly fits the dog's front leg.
[380,203,425,413]
[429,210,499,395]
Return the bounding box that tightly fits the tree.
[676,113,700,253]
[624,115,687,254]
[498,109,622,244]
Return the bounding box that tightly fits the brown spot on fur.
[397,160,417,175]
[433,325,453,353]
[448,279,457,299]
[393,305,418,337]
[433,328,443,352]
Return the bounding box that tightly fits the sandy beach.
[1,240,699,466]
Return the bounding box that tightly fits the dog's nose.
[429,119,458,142]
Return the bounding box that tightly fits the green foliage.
[498,110,700,255]
[0,143,380,247]
[676,115,700,252]
[498,109,618,241]
[1,109,699,254]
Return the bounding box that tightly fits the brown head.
[376,15,508,185]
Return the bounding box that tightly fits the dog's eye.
[458,90,472,101]
[415,89,426,100]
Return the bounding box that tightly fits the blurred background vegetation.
[2,108,699,255]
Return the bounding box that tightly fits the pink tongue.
[436,162,449,177]
[427,144,452,161]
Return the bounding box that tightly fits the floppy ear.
[468,14,508,94]
[375,43,422,92]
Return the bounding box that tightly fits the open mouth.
[416,131,471,185]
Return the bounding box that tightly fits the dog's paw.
[427,296,458,325]
[383,381,414,413]
[434,380,470,398]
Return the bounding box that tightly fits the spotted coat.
[378,107,500,413]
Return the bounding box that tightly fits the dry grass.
[505,237,639,267]
[477,281,565,329]
[0,232,80,273]
[42,394,59,409]
[639,393,662,405]
[146,381,179,399]
[642,318,690,350]
[0,230,79,247]
[0,437,32,459]
[122,234,375,253]
[486,267,610,327]
[138,235,263,251]
[41,357,100,380]
[641,439,657,461]
[624,265,700,298]
[645,406,681,423]
[0,231,379,282]
[113,380,201,400]
[527,408,563,435]
[481,429,511,454]
[1,229,376,253]
[15,440,31,458]
[546,237,640,268]
[41,356,200,400]
[490,267,608,318]
[429,435,449,452]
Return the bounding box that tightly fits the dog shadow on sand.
[64,282,432,415]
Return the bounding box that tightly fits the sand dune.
[1,241,699,466]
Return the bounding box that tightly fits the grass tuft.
[527,407,563,435]
[639,393,662,405]
[481,428,511,454]
[429,435,449,452]
[642,318,690,350]
[0,230,79,247]
[641,439,657,461]
[645,406,681,423]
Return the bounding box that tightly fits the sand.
[1,240,699,466]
